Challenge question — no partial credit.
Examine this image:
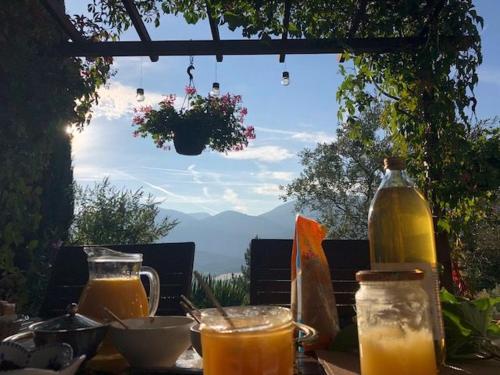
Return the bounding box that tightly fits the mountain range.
[157,201,314,274]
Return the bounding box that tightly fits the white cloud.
[223,188,248,213]
[252,184,282,196]
[222,145,294,162]
[92,82,183,120]
[73,165,136,182]
[291,131,335,143]
[139,179,219,213]
[142,166,223,185]
[256,126,335,144]
[256,171,294,181]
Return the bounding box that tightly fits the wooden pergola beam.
[121,0,158,62]
[339,0,368,62]
[419,0,447,37]
[206,2,223,62]
[60,36,471,58]
[41,0,85,42]
[279,0,292,63]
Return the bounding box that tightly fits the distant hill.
[158,202,312,274]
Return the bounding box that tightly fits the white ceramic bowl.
[189,324,202,357]
[109,316,194,368]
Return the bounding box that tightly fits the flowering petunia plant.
[132,87,256,155]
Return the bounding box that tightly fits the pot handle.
[294,322,318,344]
[3,330,33,343]
[140,266,160,316]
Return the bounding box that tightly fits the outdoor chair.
[39,242,195,318]
[249,239,370,328]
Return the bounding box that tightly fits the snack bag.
[291,215,339,350]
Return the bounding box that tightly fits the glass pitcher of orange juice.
[78,247,160,371]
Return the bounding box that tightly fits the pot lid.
[35,304,103,332]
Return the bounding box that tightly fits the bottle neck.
[379,168,414,189]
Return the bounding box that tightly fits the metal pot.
[4,304,108,359]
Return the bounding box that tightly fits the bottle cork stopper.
[384,157,406,170]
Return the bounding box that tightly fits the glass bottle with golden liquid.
[368,157,445,363]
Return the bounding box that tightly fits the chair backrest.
[250,239,370,328]
[39,242,195,318]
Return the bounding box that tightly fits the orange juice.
[78,277,149,371]
[202,325,294,375]
[78,277,149,321]
[359,327,437,375]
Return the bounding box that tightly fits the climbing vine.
[0,0,114,311]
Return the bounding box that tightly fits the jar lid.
[384,157,406,170]
[356,270,424,282]
[200,306,292,333]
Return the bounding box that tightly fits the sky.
[67,0,500,216]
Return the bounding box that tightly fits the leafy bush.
[70,178,178,245]
[441,289,500,360]
[191,273,249,308]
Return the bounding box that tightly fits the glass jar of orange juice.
[78,247,160,372]
[200,306,316,375]
[355,270,437,375]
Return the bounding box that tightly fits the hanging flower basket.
[172,120,209,155]
[131,87,255,156]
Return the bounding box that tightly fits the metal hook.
[187,56,195,82]
[187,64,195,81]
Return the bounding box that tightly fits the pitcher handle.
[294,322,318,344]
[140,266,160,316]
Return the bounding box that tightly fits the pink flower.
[139,105,153,114]
[161,94,176,107]
[185,86,197,95]
[221,94,231,105]
[132,115,145,125]
[244,125,256,140]
[240,107,248,116]
[133,130,140,138]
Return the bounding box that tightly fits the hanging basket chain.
[182,55,195,110]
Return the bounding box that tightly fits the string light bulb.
[281,71,290,86]
[211,82,220,97]
[136,88,145,102]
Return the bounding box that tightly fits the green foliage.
[0,0,113,311]
[333,3,499,243]
[70,178,178,245]
[25,130,75,314]
[191,273,249,308]
[282,105,391,239]
[454,202,500,293]
[440,289,500,359]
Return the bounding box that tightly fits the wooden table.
[316,351,500,375]
[130,352,326,374]
[130,350,500,375]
